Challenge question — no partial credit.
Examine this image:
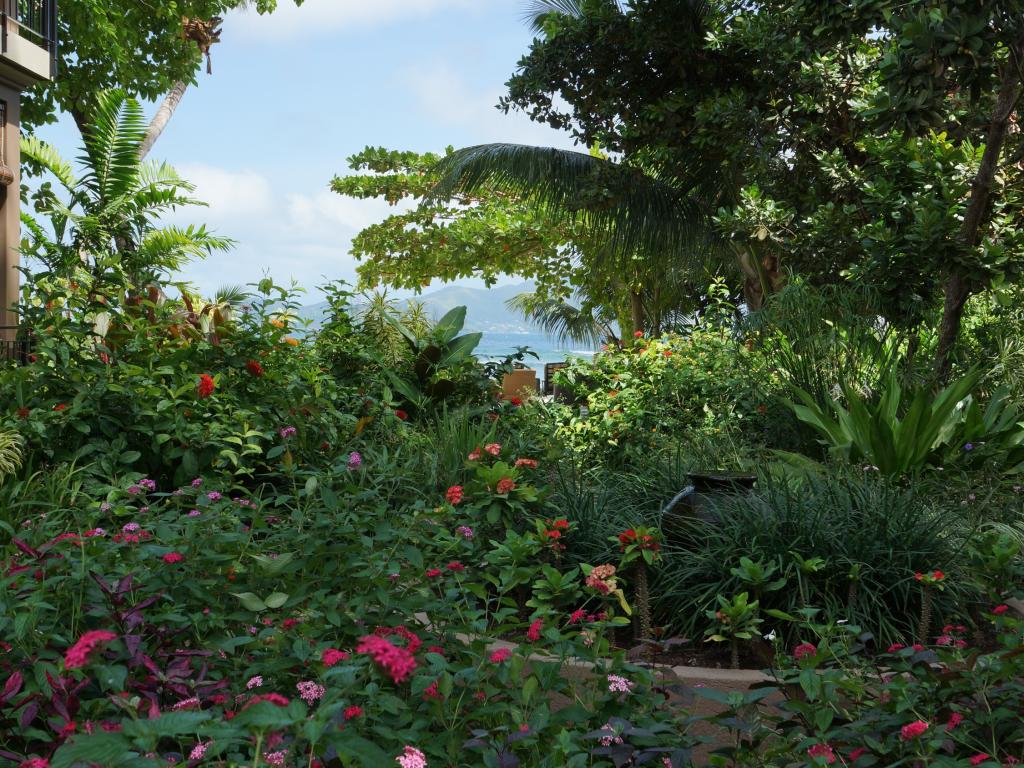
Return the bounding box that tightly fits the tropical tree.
[21,90,232,298]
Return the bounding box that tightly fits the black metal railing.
[2,0,58,72]
[0,326,32,365]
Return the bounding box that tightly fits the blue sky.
[36,0,579,302]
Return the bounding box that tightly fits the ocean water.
[474,331,595,378]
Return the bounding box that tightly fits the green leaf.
[232,592,267,612]
[51,733,135,768]
[264,592,289,609]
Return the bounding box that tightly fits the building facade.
[0,0,56,345]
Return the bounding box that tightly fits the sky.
[35,0,581,303]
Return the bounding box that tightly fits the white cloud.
[175,164,274,220]
[232,0,475,41]
[284,190,408,238]
[398,62,582,149]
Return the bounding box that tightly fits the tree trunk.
[629,291,645,336]
[934,40,1024,380]
[139,80,190,160]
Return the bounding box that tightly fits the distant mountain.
[298,282,538,333]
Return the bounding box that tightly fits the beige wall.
[0,84,19,340]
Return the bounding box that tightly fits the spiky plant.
[0,431,24,485]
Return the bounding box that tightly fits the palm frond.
[431,143,707,266]
[133,226,234,272]
[20,136,78,192]
[507,291,613,347]
[214,284,251,305]
[79,89,147,204]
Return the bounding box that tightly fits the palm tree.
[506,290,619,347]
[21,90,233,296]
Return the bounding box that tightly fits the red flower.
[196,374,216,399]
[946,712,963,731]
[900,720,929,740]
[848,748,866,762]
[806,743,835,764]
[162,552,184,564]
[663,349,672,357]
[422,680,444,701]
[343,705,363,720]
[508,396,522,407]
[445,561,465,573]
[356,635,417,684]
[496,477,516,495]
[970,754,991,766]
[425,568,443,579]
[52,403,67,411]
[16,407,29,419]
[282,618,300,630]
[526,619,543,642]
[394,409,408,421]
[245,360,265,377]
[551,519,569,530]
[244,693,290,709]
[633,330,644,338]
[793,642,817,661]
[618,529,637,545]
[514,458,538,469]
[65,630,117,669]
[992,604,1010,615]
[322,648,350,667]
[445,485,464,505]
[489,647,512,663]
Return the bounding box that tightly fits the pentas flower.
[243,692,290,709]
[488,648,512,663]
[264,750,287,767]
[445,485,464,505]
[848,748,866,762]
[343,705,363,720]
[495,477,516,495]
[900,720,929,740]
[806,743,835,765]
[279,426,297,439]
[396,746,427,768]
[18,759,49,768]
[455,525,474,539]
[322,648,350,667]
[887,643,905,653]
[191,478,203,488]
[445,561,465,573]
[425,568,442,579]
[970,755,991,766]
[162,552,184,564]
[189,742,210,761]
[356,635,417,684]
[946,712,964,731]
[296,681,325,704]
[127,485,142,495]
[607,674,633,693]
[138,478,157,492]
[65,630,117,669]
[793,642,817,661]
[526,619,543,642]
[246,676,263,689]
[347,451,362,470]
[196,374,215,399]
[422,680,443,701]
[84,528,106,538]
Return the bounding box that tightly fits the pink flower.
[343,705,363,720]
[356,635,417,684]
[848,748,866,762]
[445,486,464,505]
[396,746,427,768]
[526,619,543,642]
[992,604,1010,615]
[64,630,117,669]
[296,680,325,704]
[172,697,200,711]
[189,743,209,761]
[900,720,929,740]
[445,561,465,573]
[607,674,633,693]
[322,648,350,667]
[946,712,963,731]
[488,648,512,664]
[970,755,991,766]
[887,643,905,653]
[246,676,263,689]
[19,760,49,768]
[162,552,184,564]
[422,680,443,701]
[455,525,474,539]
[467,449,482,461]
[484,443,501,456]
[569,609,587,624]
[495,477,516,495]
[425,568,442,579]
[806,743,835,764]
[514,458,538,469]
[264,750,287,767]
[243,693,290,709]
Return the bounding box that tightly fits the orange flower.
[283,337,299,347]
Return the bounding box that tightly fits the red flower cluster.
[113,530,152,545]
[422,680,444,701]
[488,647,512,663]
[356,635,417,684]
[374,625,422,653]
[394,409,408,421]
[245,359,265,377]
[244,692,290,709]
[914,569,945,582]
[162,552,184,564]
[900,720,929,740]
[514,458,538,469]
[526,619,543,642]
[806,743,835,765]
[617,529,660,552]
[541,519,570,553]
[65,630,117,669]
[496,477,516,495]
[445,485,464,505]
[793,642,818,662]
[322,648,350,667]
[52,403,67,412]
[196,374,216,399]
[343,705,363,720]
[445,561,465,573]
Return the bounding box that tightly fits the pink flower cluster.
[607,674,634,693]
[356,635,417,684]
[64,630,117,669]
[322,648,350,667]
[396,746,427,768]
[296,680,325,704]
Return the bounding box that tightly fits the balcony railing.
[0,325,32,365]
[2,0,58,71]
